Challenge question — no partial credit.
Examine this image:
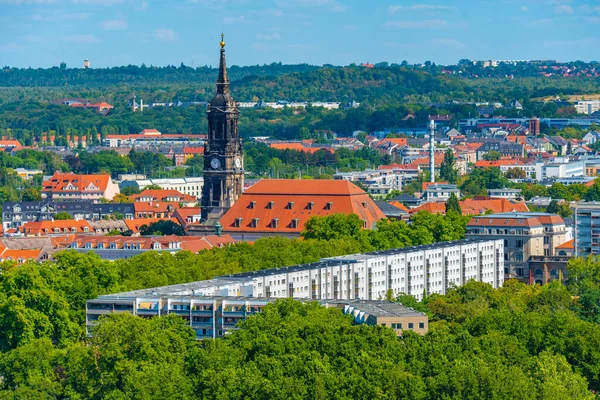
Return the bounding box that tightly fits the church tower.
[201,34,244,222]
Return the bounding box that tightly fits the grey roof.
[375,201,407,216]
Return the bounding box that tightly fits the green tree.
[54,211,72,220]
[139,220,184,236]
[505,167,526,179]
[21,187,41,201]
[445,193,461,214]
[482,151,502,161]
[439,148,458,184]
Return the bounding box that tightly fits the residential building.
[410,197,529,216]
[538,158,585,180]
[466,212,568,283]
[103,129,206,148]
[86,238,503,339]
[121,177,204,199]
[476,141,524,160]
[2,201,135,231]
[20,220,94,236]
[488,188,522,200]
[215,179,385,240]
[333,169,404,196]
[13,168,43,181]
[42,172,120,201]
[130,189,197,206]
[422,183,461,202]
[87,296,427,340]
[575,100,600,115]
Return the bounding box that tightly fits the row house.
[42,172,120,201]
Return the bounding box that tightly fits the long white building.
[89,238,503,303]
[87,238,501,339]
[120,177,204,199]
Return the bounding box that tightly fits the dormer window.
[109,242,117,249]
[98,243,105,249]
[85,242,92,249]
[325,202,333,210]
[271,218,279,228]
[71,242,78,248]
[234,218,242,228]
[362,202,368,208]
[71,227,77,233]
[251,218,260,228]
[307,202,314,210]
[83,227,89,233]
[153,242,161,250]
[287,201,294,210]
[267,201,274,209]
[54,228,60,233]
[290,218,300,229]
[249,201,256,209]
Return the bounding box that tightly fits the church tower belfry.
[201,34,244,222]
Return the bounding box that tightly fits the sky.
[1,0,600,69]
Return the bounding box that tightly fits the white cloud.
[63,34,101,43]
[102,19,127,30]
[256,32,281,41]
[389,4,450,14]
[385,19,448,29]
[223,15,246,24]
[431,38,466,49]
[72,0,123,4]
[152,28,177,42]
[32,12,90,21]
[554,5,573,14]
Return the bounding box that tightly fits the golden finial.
[220,33,225,48]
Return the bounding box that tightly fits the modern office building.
[573,202,600,255]
[87,238,501,338]
[466,212,568,283]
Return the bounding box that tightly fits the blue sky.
[1,0,600,68]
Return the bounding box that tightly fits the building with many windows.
[42,172,120,201]
[466,212,568,283]
[120,177,204,200]
[573,202,600,255]
[86,296,428,340]
[86,238,502,338]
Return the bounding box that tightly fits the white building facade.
[121,177,204,199]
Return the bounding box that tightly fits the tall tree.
[439,148,458,184]
[445,193,462,214]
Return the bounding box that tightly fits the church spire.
[216,33,229,94]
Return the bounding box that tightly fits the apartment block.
[86,239,501,338]
[120,177,204,200]
[466,212,568,284]
[86,296,428,340]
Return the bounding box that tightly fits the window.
[267,201,274,209]
[290,218,300,229]
[325,202,333,210]
[234,218,242,228]
[287,201,294,210]
[271,218,279,228]
[248,201,256,209]
[307,202,314,210]
[408,323,414,329]
[251,218,260,228]
[419,322,425,329]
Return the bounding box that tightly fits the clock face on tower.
[234,157,242,169]
[210,158,221,169]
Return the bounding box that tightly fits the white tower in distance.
[84,59,90,69]
[429,119,436,183]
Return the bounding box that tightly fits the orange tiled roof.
[387,201,410,213]
[474,159,525,167]
[0,249,41,261]
[133,202,180,214]
[21,220,93,235]
[556,238,574,250]
[220,179,385,233]
[460,198,529,215]
[468,216,543,228]
[269,143,334,154]
[409,203,446,214]
[0,140,23,149]
[422,181,448,191]
[42,172,110,193]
